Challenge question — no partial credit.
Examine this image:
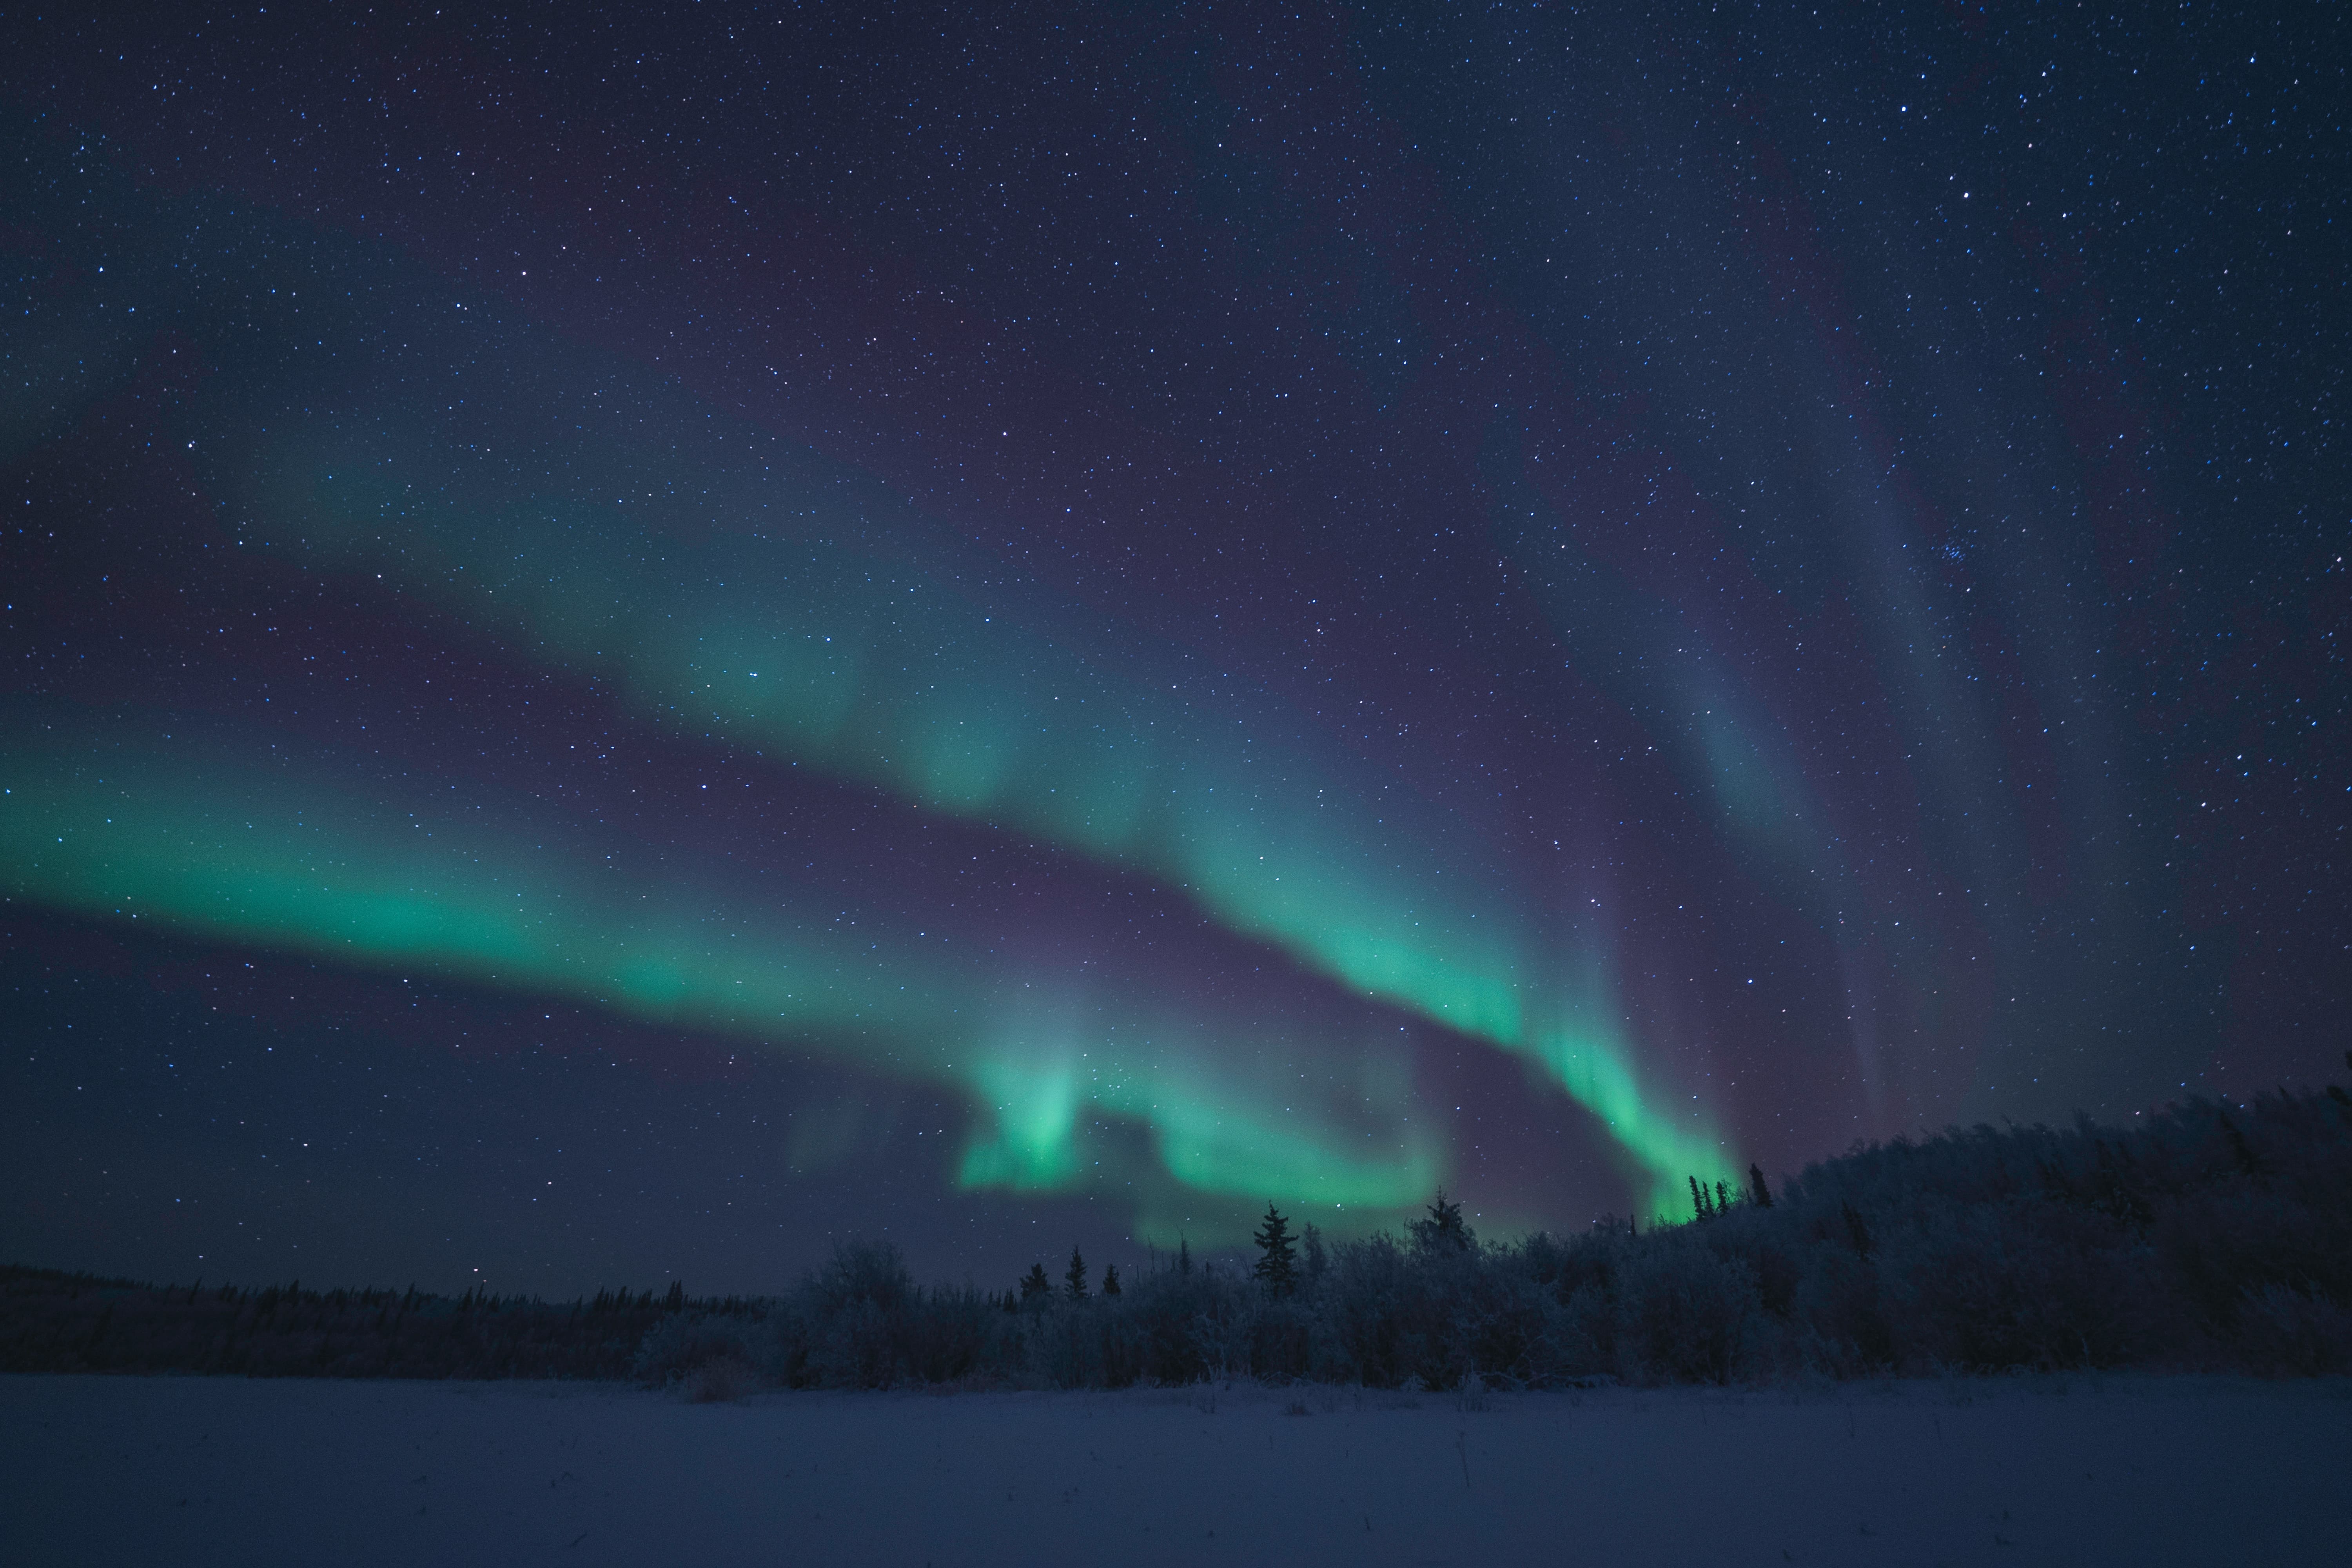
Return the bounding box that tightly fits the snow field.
[2,1373,2343,1566]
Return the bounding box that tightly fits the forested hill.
[11,1074,2350,1387]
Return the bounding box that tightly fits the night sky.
[4,3,2343,1296]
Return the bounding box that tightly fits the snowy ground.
[3,1373,2343,1566]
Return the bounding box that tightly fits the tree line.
[10,1068,2349,1388]
[0,1269,754,1379]
[639,1071,2352,1390]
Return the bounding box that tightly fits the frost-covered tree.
[1840,1201,1874,1260]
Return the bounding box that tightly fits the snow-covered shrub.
[2233,1284,2352,1376]
[632,1312,767,1388]
[686,1354,757,1403]
[1185,1296,1256,1385]
[1318,1232,1451,1388]
[1883,1201,2145,1371]
[1616,1240,1762,1385]
[1789,1249,1892,1376]
[766,1239,999,1388]
[1552,1282,1621,1379]
[1246,1297,1314,1383]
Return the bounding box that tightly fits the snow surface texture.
[3,1374,2342,1565]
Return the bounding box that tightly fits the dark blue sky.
[4,2,2343,1295]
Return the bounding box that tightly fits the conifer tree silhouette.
[1412,1188,1472,1250]
[1102,1263,1121,1297]
[1065,1245,1090,1301]
[1177,1236,1193,1276]
[1020,1262,1053,1304]
[1749,1163,1774,1208]
[1252,1203,1298,1296]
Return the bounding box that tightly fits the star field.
[2,2,2343,1293]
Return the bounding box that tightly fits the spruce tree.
[1749,1163,1774,1208]
[1102,1263,1121,1297]
[1020,1262,1053,1304]
[1177,1236,1193,1276]
[1251,1203,1298,1296]
[1690,1174,1709,1221]
[1412,1188,1471,1251]
[1065,1245,1090,1301]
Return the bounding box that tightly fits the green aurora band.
[2,145,1740,1218]
[0,709,1441,1230]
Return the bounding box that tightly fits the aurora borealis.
[5,4,2343,1294]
